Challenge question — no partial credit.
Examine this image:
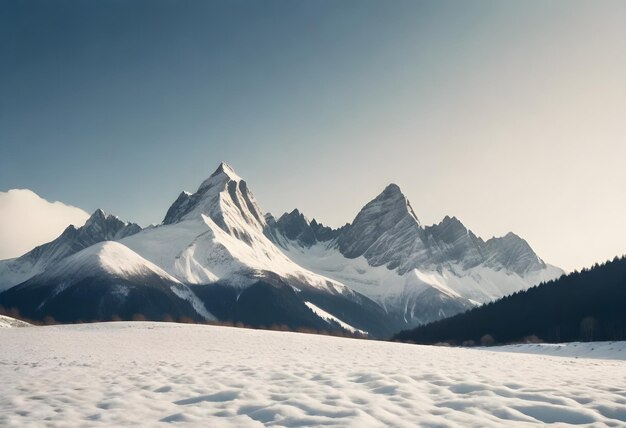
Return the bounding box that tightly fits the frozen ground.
[1,323,625,427]
[491,341,626,361]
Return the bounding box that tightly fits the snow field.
[0,322,625,427]
[0,315,31,328]
[491,341,626,361]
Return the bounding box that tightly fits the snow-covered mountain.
[0,162,563,335]
[265,209,344,247]
[116,163,397,335]
[122,163,349,292]
[0,241,212,323]
[268,183,562,324]
[0,209,141,291]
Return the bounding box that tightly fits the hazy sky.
[0,189,89,259]
[1,0,625,271]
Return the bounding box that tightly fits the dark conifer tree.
[393,255,626,345]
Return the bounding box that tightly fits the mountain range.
[0,163,563,337]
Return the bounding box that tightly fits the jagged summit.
[381,183,402,195]
[441,214,461,224]
[271,209,316,247]
[267,209,344,247]
[214,161,240,179]
[0,209,141,291]
[163,162,265,233]
[484,232,546,275]
[280,209,309,224]
[198,162,242,192]
[428,215,471,244]
[89,208,106,219]
[80,208,106,230]
[337,183,422,259]
[503,231,522,240]
[125,162,345,290]
[378,183,420,222]
[79,209,141,240]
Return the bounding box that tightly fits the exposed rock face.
[337,184,424,263]
[328,186,546,276]
[163,162,265,235]
[267,209,343,248]
[267,182,563,325]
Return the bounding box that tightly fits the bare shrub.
[42,316,57,326]
[523,335,542,344]
[480,334,495,346]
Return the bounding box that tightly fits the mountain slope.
[0,209,141,291]
[0,162,563,334]
[122,163,348,291]
[117,163,400,335]
[0,242,212,323]
[268,184,563,325]
[393,256,626,344]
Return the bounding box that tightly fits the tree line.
[393,255,626,345]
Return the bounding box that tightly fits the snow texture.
[1,322,625,427]
[0,315,31,328]
[491,341,626,361]
[40,241,183,284]
[28,241,217,321]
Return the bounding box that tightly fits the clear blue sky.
[1,0,625,271]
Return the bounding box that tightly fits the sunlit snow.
[0,314,31,328]
[1,322,624,427]
[304,301,367,335]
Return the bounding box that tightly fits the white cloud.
[0,189,90,260]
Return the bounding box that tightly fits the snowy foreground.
[491,341,626,361]
[1,323,625,427]
[0,314,31,328]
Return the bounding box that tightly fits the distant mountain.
[265,209,343,247]
[0,162,563,336]
[0,209,141,291]
[268,182,562,325]
[393,256,626,344]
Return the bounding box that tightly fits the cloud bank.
[0,189,89,259]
